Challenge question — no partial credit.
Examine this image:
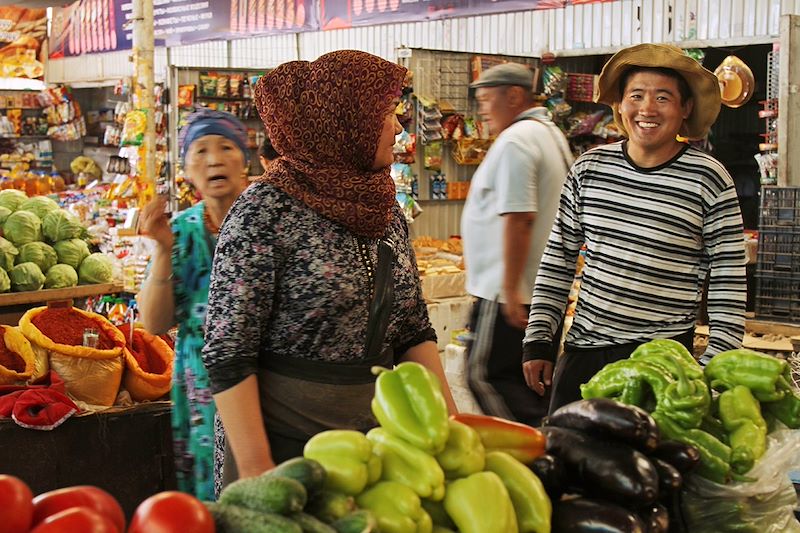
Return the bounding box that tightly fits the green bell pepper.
[718,385,767,475]
[651,410,731,484]
[581,358,673,406]
[630,339,704,380]
[704,349,791,401]
[356,481,433,533]
[434,419,485,479]
[371,362,450,454]
[304,430,381,495]
[367,427,446,501]
[763,389,800,428]
[444,471,518,533]
[484,451,551,533]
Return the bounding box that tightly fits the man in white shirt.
[461,62,573,424]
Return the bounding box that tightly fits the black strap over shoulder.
[262,239,396,384]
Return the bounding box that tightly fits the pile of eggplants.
[534,398,701,533]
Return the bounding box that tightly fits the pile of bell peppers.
[581,340,800,483]
[303,362,551,533]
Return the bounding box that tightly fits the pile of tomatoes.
[0,474,215,533]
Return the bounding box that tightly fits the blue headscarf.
[178,109,249,163]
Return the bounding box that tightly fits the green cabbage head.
[45,264,78,289]
[17,242,57,273]
[0,237,18,272]
[10,262,45,292]
[0,190,28,212]
[43,209,84,242]
[78,253,114,284]
[3,210,43,245]
[0,206,11,226]
[0,268,9,293]
[53,239,91,269]
[19,196,60,221]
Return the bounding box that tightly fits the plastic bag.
[19,307,125,407]
[680,425,800,533]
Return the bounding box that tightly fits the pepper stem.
[371,365,391,376]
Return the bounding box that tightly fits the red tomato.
[30,507,118,533]
[128,491,214,533]
[32,486,125,532]
[0,474,34,533]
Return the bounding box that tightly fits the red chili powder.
[32,308,117,350]
[118,324,166,375]
[0,331,25,373]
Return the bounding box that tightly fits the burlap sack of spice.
[117,323,173,402]
[19,306,125,407]
[0,324,36,385]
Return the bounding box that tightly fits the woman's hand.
[139,196,174,250]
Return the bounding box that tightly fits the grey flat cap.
[470,62,534,89]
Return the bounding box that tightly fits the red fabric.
[0,371,79,430]
[254,50,406,238]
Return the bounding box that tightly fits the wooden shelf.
[0,283,123,307]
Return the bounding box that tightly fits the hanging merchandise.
[714,55,755,108]
[121,110,147,147]
[39,86,86,142]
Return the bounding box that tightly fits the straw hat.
[595,44,721,140]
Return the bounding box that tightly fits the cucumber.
[270,457,327,495]
[205,502,302,533]
[291,512,337,533]
[306,490,357,523]
[332,510,378,533]
[220,474,307,515]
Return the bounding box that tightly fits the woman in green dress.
[138,109,250,500]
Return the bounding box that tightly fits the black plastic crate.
[755,274,800,322]
[756,228,800,276]
[760,186,800,228]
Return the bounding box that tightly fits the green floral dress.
[169,202,217,500]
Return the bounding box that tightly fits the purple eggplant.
[542,426,659,507]
[651,440,701,474]
[639,503,670,533]
[546,398,660,452]
[553,497,646,533]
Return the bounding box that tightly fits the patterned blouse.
[202,182,436,393]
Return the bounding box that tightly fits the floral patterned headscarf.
[254,50,406,238]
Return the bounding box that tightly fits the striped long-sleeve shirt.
[523,141,746,363]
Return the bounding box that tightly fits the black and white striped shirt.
[523,141,746,362]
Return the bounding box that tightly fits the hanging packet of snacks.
[424,141,443,171]
[121,110,147,147]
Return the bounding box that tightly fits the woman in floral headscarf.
[202,50,457,482]
[138,109,250,499]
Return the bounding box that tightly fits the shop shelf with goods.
[167,65,269,195]
[0,88,54,180]
[755,48,780,186]
[400,49,538,241]
[755,186,800,322]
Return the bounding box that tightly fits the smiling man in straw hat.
[522,44,747,414]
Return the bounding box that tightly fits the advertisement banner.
[49,0,318,58]
[320,0,614,31]
[0,6,47,79]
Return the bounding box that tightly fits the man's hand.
[523,359,553,396]
[500,291,529,330]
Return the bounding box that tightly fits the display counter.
[0,401,175,519]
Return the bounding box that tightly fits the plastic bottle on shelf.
[50,172,66,192]
[107,298,127,325]
[37,172,52,195]
[24,171,38,196]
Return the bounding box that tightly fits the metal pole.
[132,0,156,200]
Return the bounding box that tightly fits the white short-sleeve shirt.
[462,107,572,303]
